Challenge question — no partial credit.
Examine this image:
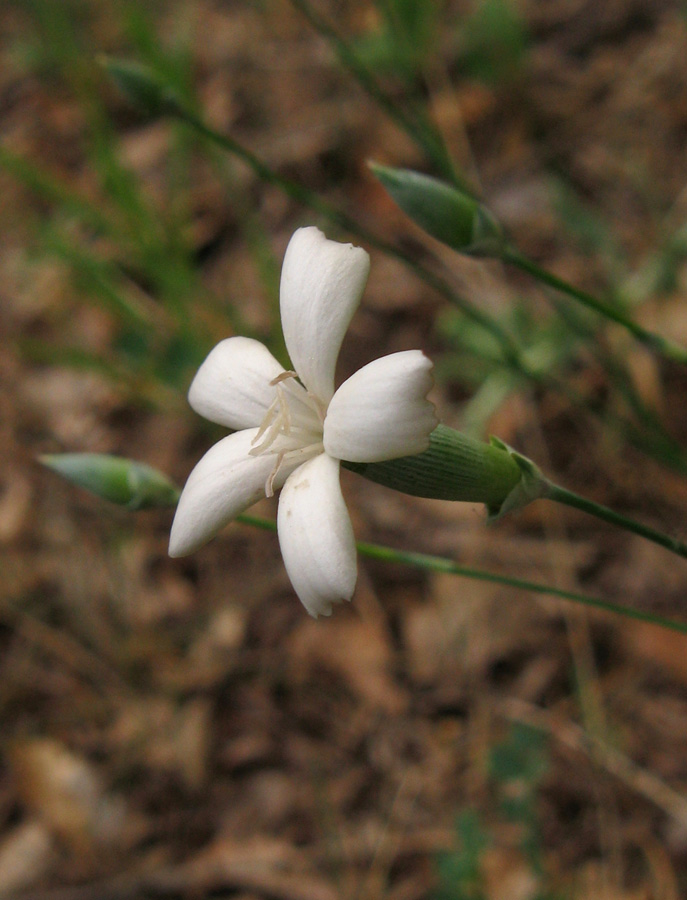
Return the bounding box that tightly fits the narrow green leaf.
[238,515,687,634]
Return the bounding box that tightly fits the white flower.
[169,226,437,616]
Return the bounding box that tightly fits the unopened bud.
[99,57,183,119]
[370,163,504,257]
[41,453,179,510]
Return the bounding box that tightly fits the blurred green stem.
[547,295,682,457]
[288,0,460,185]
[503,246,687,366]
[546,482,687,561]
[238,514,687,635]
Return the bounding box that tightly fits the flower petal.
[280,227,370,403]
[188,337,286,430]
[169,429,294,556]
[323,350,437,463]
[277,453,356,617]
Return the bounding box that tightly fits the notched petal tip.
[323,349,438,464]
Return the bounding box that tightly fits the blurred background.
[4,0,687,897]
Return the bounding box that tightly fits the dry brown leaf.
[0,820,55,897]
[621,621,687,684]
[288,616,407,714]
[0,467,32,544]
[109,696,212,791]
[176,837,338,900]
[9,739,127,854]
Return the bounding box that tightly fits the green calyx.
[344,425,549,517]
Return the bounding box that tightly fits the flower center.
[250,372,325,497]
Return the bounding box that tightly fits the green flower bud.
[99,57,182,119]
[370,162,504,256]
[40,453,180,511]
[344,425,549,517]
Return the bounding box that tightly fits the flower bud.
[40,454,180,511]
[370,163,504,256]
[99,57,182,119]
[344,425,549,517]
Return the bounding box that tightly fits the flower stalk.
[43,440,687,626]
[370,160,687,366]
[39,450,687,633]
[501,246,687,366]
[545,481,687,560]
[240,512,687,634]
[348,427,687,561]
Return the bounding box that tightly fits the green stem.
[503,246,687,365]
[237,514,687,635]
[548,293,673,436]
[287,0,459,185]
[547,482,687,560]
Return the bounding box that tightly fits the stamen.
[278,384,291,434]
[264,451,285,498]
[251,384,293,455]
[250,419,281,456]
[262,441,325,498]
[250,368,324,462]
[252,394,280,444]
[270,370,297,386]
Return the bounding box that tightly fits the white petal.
[277,453,357,617]
[280,226,370,403]
[188,337,286,430]
[169,429,294,556]
[323,350,437,463]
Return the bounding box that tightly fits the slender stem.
[237,514,687,634]
[547,482,687,560]
[548,293,671,434]
[546,295,687,473]
[288,0,459,185]
[503,246,687,365]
